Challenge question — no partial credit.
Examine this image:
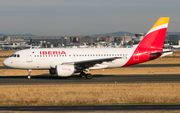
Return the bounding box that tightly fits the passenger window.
[37,55,39,57]
[17,54,20,57]
[13,54,16,57]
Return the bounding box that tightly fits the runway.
[1,63,180,85]
[0,74,180,85]
[1,105,180,111]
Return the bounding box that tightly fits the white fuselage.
[3,48,136,70]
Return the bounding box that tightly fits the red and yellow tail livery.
[138,17,169,49]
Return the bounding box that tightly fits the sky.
[0,0,180,36]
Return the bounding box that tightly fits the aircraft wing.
[62,57,122,69]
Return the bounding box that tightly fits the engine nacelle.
[56,65,75,77]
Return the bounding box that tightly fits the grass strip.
[0,83,180,106]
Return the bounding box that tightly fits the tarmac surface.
[1,104,180,111]
[0,74,180,85]
[1,63,180,85]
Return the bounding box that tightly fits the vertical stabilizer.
[138,17,169,49]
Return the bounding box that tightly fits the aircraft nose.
[3,59,7,67]
[3,59,10,67]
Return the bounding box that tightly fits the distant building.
[169,35,180,41]
[135,33,144,41]
[78,36,97,43]
[105,36,114,42]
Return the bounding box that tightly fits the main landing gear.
[27,69,32,79]
[79,69,92,79]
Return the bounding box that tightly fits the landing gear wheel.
[85,74,92,79]
[27,69,32,79]
[80,72,86,78]
[28,75,31,79]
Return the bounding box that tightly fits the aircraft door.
[26,51,33,62]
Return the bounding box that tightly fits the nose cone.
[3,59,7,67]
[3,58,10,67]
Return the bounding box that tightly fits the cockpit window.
[17,54,20,57]
[10,54,20,58]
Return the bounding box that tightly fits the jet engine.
[56,65,75,77]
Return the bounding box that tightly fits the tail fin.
[138,17,169,49]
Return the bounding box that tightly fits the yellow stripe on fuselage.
[150,17,169,30]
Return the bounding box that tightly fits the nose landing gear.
[27,69,32,79]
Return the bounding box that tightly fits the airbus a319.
[3,17,172,79]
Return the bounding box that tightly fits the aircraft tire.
[85,74,92,79]
[80,72,86,78]
[27,75,31,79]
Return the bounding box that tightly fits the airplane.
[19,39,42,49]
[3,17,173,79]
